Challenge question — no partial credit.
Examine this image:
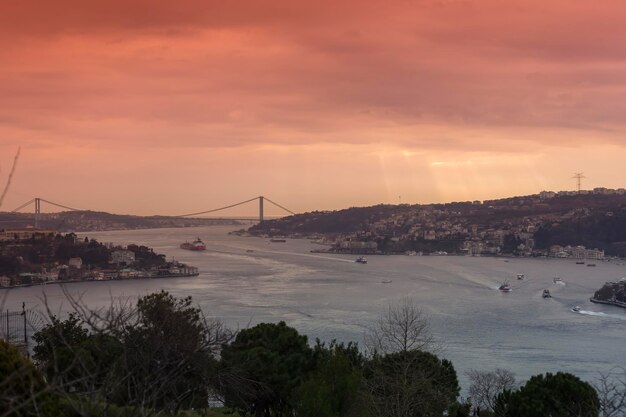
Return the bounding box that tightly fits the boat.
[553,277,563,284]
[246,249,254,253]
[381,279,392,284]
[516,274,525,280]
[270,238,287,243]
[576,261,585,265]
[499,282,512,292]
[571,306,581,312]
[587,263,596,267]
[180,238,206,251]
[542,289,551,298]
[355,257,368,264]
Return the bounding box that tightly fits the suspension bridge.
[8,196,296,228]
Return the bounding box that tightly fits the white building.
[68,257,83,269]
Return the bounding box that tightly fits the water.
[2,225,625,389]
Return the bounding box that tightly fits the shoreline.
[589,298,626,309]
[0,273,200,291]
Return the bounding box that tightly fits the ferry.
[180,238,206,251]
[355,257,368,264]
[499,282,512,292]
[542,289,552,298]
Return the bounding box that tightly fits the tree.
[113,291,222,411]
[220,321,314,417]
[467,368,517,414]
[494,372,599,417]
[33,290,231,415]
[0,340,62,417]
[365,350,460,417]
[593,368,626,417]
[366,297,435,355]
[295,340,367,417]
[32,313,90,389]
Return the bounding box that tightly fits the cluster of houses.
[320,189,619,257]
[0,229,199,288]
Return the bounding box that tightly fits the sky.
[2,0,626,216]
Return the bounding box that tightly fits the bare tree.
[467,368,517,413]
[0,146,21,209]
[366,297,435,355]
[594,368,626,417]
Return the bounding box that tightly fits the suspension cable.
[39,199,82,212]
[264,197,296,215]
[177,196,261,217]
[10,199,35,213]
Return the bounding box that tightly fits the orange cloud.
[1,1,626,213]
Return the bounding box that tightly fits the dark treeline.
[1,292,624,417]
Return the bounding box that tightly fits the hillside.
[249,190,626,257]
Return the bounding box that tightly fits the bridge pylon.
[259,196,264,223]
[34,198,41,229]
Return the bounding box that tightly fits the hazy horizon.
[2,1,626,215]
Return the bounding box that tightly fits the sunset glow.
[2,0,626,215]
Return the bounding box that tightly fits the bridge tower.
[34,198,41,229]
[259,196,264,223]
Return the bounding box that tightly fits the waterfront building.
[0,228,55,241]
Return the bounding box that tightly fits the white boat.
[553,277,563,284]
[571,306,581,312]
[499,282,512,292]
[516,274,525,280]
[381,279,392,284]
[355,257,367,264]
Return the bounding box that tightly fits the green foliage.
[113,291,216,410]
[0,340,62,417]
[127,244,166,268]
[366,350,460,417]
[32,291,220,413]
[32,313,89,386]
[220,321,314,417]
[494,372,599,417]
[295,340,366,417]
